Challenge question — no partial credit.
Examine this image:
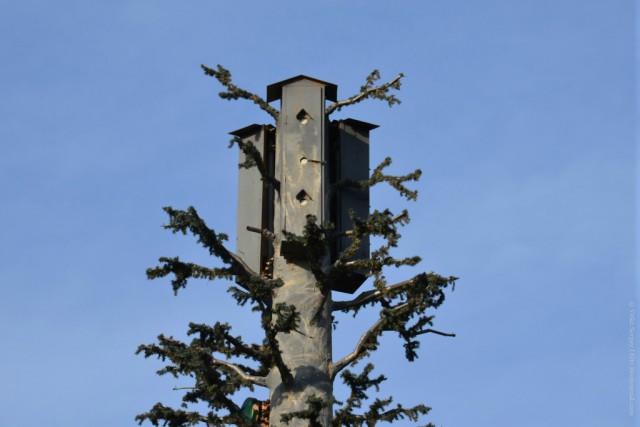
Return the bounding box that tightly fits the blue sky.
[0,1,636,426]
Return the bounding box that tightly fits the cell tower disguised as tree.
[137,65,457,427]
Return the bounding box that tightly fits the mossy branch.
[229,135,280,189]
[330,273,457,377]
[149,206,282,305]
[337,157,422,201]
[135,335,257,426]
[333,364,433,427]
[201,64,279,121]
[326,70,404,116]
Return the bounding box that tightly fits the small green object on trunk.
[241,397,260,422]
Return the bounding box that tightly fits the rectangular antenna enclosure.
[276,79,330,256]
[329,119,377,293]
[263,75,377,294]
[232,124,275,275]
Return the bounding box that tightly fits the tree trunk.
[267,78,335,426]
[267,252,333,426]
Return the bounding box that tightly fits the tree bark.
[267,79,335,426]
[267,251,333,426]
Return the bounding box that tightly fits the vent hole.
[296,189,312,206]
[296,109,312,125]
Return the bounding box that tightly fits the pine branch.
[135,335,254,425]
[415,328,456,337]
[218,329,269,363]
[280,395,328,427]
[326,70,404,116]
[201,64,279,121]
[229,135,280,189]
[161,206,250,268]
[337,157,422,201]
[187,322,271,378]
[330,209,410,270]
[336,289,431,358]
[363,397,431,426]
[329,318,385,380]
[135,403,214,427]
[332,278,414,312]
[211,357,267,388]
[331,272,456,377]
[147,257,234,295]
[262,311,294,385]
[333,364,385,423]
[333,364,433,427]
[153,206,282,303]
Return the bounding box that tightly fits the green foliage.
[201,64,279,121]
[135,332,252,427]
[333,364,433,427]
[229,135,280,189]
[337,157,422,202]
[358,70,403,107]
[326,70,404,116]
[281,396,329,427]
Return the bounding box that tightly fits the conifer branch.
[326,70,404,116]
[334,377,433,427]
[211,357,267,388]
[326,209,415,287]
[331,272,456,378]
[147,257,234,295]
[329,318,385,380]
[333,363,386,425]
[337,157,422,201]
[201,64,279,121]
[135,403,216,426]
[280,395,328,426]
[229,136,280,189]
[332,278,413,312]
[363,398,431,425]
[415,328,456,337]
[221,331,269,362]
[135,335,253,425]
[154,206,282,302]
[262,312,294,385]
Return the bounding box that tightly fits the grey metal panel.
[336,120,371,262]
[278,82,328,237]
[341,118,379,132]
[234,125,274,274]
[267,75,337,102]
[266,74,374,294]
[329,119,374,293]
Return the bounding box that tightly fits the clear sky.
[0,1,636,426]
